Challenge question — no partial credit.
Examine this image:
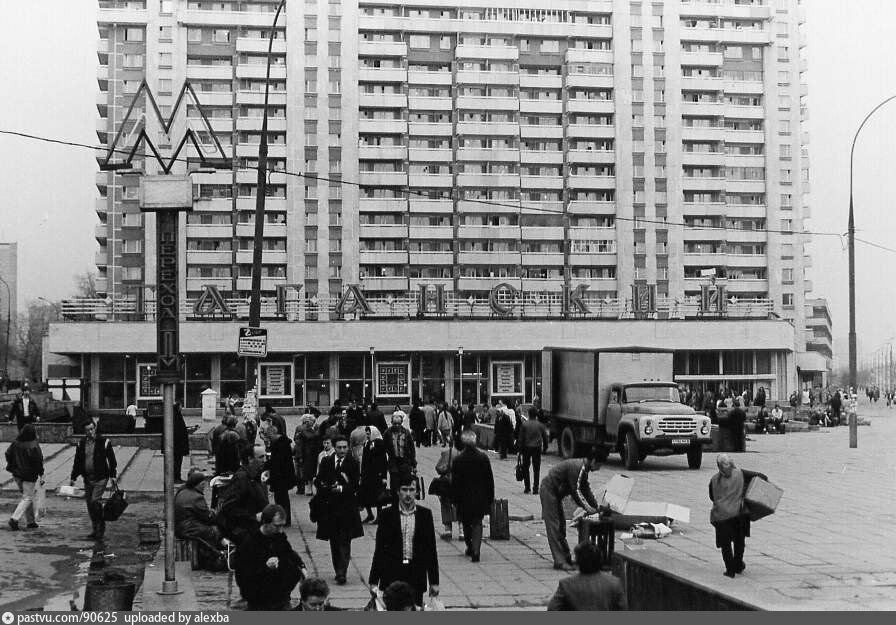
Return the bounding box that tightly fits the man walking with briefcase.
[69,420,118,540]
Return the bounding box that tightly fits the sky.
[0,0,895,361]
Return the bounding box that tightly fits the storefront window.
[755,351,772,374]
[420,354,445,402]
[221,354,246,400]
[491,360,523,397]
[185,354,213,408]
[338,354,365,403]
[259,362,293,399]
[305,353,330,407]
[293,355,305,406]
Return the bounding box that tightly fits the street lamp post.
[0,276,10,377]
[848,94,896,448]
[247,0,286,392]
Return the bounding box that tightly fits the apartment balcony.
[193,250,236,265]
[521,175,564,190]
[408,122,453,136]
[360,224,408,239]
[681,126,726,142]
[408,173,453,188]
[567,201,616,215]
[565,48,614,65]
[455,70,518,86]
[359,198,407,212]
[186,224,233,239]
[95,91,108,115]
[236,116,285,132]
[568,278,617,292]
[519,125,565,139]
[679,1,771,20]
[97,7,147,25]
[803,279,813,293]
[725,279,769,293]
[519,99,563,115]
[565,74,615,90]
[360,93,407,108]
[457,96,519,111]
[456,172,519,188]
[725,104,765,120]
[521,226,564,240]
[181,9,281,27]
[234,250,288,265]
[520,150,563,165]
[408,199,452,213]
[567,253,617,266]
[567,99,615,115]
[567,175,616,190]
[95,118,108,142]
[94,224,108,242]
[717,28,772,45]
[236,91,286,106]
[359,251,407,264]
[569,227,616,240]
[194,91,235,107]
[235,277,287,292]
[727,254,767,269]
[681,101,725,117]
[457,251,521,266]
[519,74,563,90]
[410,147,457,163]
[94,250,108,267]
[408,96,452,111]
[96,37,109,59]
[457,200,519,214]
[521,201,563,215]
[236,37,287,54]
[565,124,615,139]
[359,67,408,83]
[679,25,725,43]
[95,197,108,216]
[409,251,454,265]
[361,276,410,291]
[235,197,286,212]
[723,154,765,169]
[679,51,724,67]
[409,225,453,240]
[724,79,764,94]
[683,252,727,267]
[457,147,519,162]
[204,117,234,132]
[187,278,232,293]
[95,171,109,192]
[235,222,287,238]
[456,121,519,136]
[407,70,453,86]
[456,277,522,292]
[359,171,407,187]
[803,255,813,268]
[359,145,407,160]
[682,176,727,192]
[456,44,519,61]
[458,225,520,240]
[357,40,407,57]
[726,230,767,244]
[235,65,286,81]
[96,65,109,90]
[682,201,729,216]
[568,149,616,165]
[681,76,724,92]
[725,179,767,194]
[682,228,725,242]
[522,252,564,266]
[93,277,108,295]
[724,129,765,144]
[187,65,234,81]
[681,151,725,167]
[408,277,454,291]
[359,118,407,134]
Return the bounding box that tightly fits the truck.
[542,347,711,470]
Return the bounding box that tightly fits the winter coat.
[449,447,495,522]
[234,529,305,608]
[265,435,296,492]
[70,435,117,482]
[5,439,44,482]
[358,438,388,508]
[174,485,217,539]
[313,453,363,541]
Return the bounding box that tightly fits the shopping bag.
[514,455,525,482]
[424,596,446,611]
[364,591,386,611]
[34,481,47,522]
[102,484,129,521]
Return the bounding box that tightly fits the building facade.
[55,0,812,410]
[800,296,831,388]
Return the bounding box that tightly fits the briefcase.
[744,476,783,521]
[489,499,510,540]
[415,476,426,500]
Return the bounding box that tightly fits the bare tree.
[12,301,59,384]
[73,271,100,298]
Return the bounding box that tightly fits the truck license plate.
[672,438,690,446]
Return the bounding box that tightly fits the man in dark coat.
[215,417,244,475]
[383,413,416,493]
[218,445,269,545]
[449,430,495,562]
[314,436,363,585]
[358,426,388,523]
[174,470,223,569]
[10,388,40,431]
[366,402,388,434]
[517,409,549,494]
[167,402,190,483]
[265,424,296,526]
[547,541,626,610]
[408,399,426,448]
[368,475,439,608]
[540,455,602,570]
[726,399,747,452]
[234,504,307,610]
[69,419,118,539]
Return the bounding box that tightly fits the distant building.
[799,297,832,388]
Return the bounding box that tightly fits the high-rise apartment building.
[56,0,813,410]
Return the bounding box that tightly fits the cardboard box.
[744,477,783,521]
[601,474,634,512]
[598,474,691,527]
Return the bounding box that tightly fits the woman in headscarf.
[708,454,766,578]
[5,424,44,530]
[174,469,225,570]
[294,413,321,496]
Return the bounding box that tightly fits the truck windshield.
[624,385,679,403]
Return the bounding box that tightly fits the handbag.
[514,454,525,482]
[428,475,451,498]
[415,475,426,500]
[102,483,128,521]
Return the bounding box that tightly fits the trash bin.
[84,572,136,610]
[201,388,218,422]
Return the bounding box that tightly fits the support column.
[329,352,339,408]
[444,354,455,403]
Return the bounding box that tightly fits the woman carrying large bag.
[430,445,458,541]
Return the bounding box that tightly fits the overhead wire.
[0,127,890,249]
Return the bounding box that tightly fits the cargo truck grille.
[658,417,698,435]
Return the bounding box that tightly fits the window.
[778,70,790,84]
[123,54,144,68]
[782,293,794,307]
[188,28,202,42]
[409,34,430,49]
[780,219,793,232]
[158,79,173,94]
[440,36,451,50]
[781,193,793,207]
[541,40,559,53]
[121,267,142,281]
[121,213,143,227]
[158,52,172,68]
[778,94,791,109]
[777,45,789,61]
[214,29,230,43]
[779,120,791,135]
[780,144,792,158]
[781,268,794,283]
[159,26,173,41]
[124,28,143,42]
[305,28,317,42]
[329,16,341,31]
[782,243,794,258]
[776,21,789,36]
[780,168,792,183]
[122,239,142,254]
[160,0,173,13]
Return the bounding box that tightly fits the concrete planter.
[0,422,73,443]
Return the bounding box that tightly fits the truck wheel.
[687,444,703,469]
[560,427,577,459]
[623,430,640,470]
